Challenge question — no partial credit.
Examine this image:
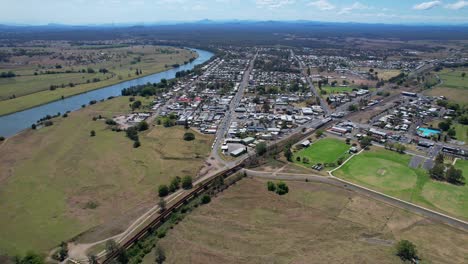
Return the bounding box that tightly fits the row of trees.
[0,71,16,78]
[158,176,193,197]
[428,154,465,185]
[383,142,406,153]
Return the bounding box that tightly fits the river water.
[0,48,213,137]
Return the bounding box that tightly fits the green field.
[453,123,468,143]
[334,148,468,220]
[424,68,468,104]
[293,138,350,166]
[437,68,468,89]
[0,45,197,116]
[0,97,212,256]
[321,85,356,94]
[146,178,468,264]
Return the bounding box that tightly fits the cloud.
[445,0,468,9]
[338,2,369,14]
[256,0,295,9]
[413,1,442,10]
[307,0,335,10]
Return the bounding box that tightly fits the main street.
[210,51,258,166]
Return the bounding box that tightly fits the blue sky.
[2,0,468,25]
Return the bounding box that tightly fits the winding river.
[0,48,214,137]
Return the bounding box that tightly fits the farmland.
[293,138,350,166]
[334,148,468,220]
[0,45,197,115]
[146,178,468,264]
[0,97,212,256]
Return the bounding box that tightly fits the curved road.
[244,169,468,231]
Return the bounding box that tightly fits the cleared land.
[146,178,468,264]
[293,138,350,166]
[334,147,468,220]
[0,97,212,256]
[424,68,468,105]
[0,45,196,115]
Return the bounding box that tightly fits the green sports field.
[293,138,350,166]
[334,148,468,220]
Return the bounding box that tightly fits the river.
[0,48,214,137]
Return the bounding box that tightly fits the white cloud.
[445,0,468,9]
[256,0,295,9]
[307,0,335,10]
[338,2,369,15]
[413,1,442,10]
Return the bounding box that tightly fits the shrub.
[137,121,149,131]
[133,140,141,148]
[201,195,211,204]
[276,181,289,195]
[31,124,37,130]
[183,132,195,141]
[44,120,53,127]
[267,181,276,192]
[90,130,96,137]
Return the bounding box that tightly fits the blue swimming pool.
[417,127,441,137]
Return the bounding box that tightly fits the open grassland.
[424,68,468,105]
[293,138,350,165]
[0,97,212,256]
[437,68,468,89]
[334,148,468,220]
[146,178,468,264]
[357,68,402,81]
[0,45,196,116]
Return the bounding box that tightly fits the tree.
[90,130,96,137]
[169,176,181,192]
[256,142,267,156]
[183,132,195,141]
[446,165,465,185]
[462,72,466,78]
[262,100,270,113]
[158,198,166,212]
[429,163,445,180]
[105,240,118,257]
[126,127,139,141]
[155,245,166,264]
[31,124,37,130]
[58,241,68,261]
[137,121,149,131]
[133,140,141,148]
[315,129,324,138]
[201,194,211,204]
[131,100,142,110]
[276,181,289,195]
[284,145,293,162]
[395,240,417,261]
[348,104,358,112]
[158,184,169,197]
[435,153,444,164]
[447,128,456,138]
[87,254,98,264]
[182,176,193,189]
[15,252,44,264]
[438,121,451,131]
[359,136,372,149]
[267,181,276,192]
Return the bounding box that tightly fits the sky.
[1,0,468,25]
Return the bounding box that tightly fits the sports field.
[146,178,468,264]
[334,148,468,220]
[0,97,212,256]
[293,138,350,165]
[0,45,196,115]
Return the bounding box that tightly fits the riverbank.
[0,47,198,117]
[0,48,213,138]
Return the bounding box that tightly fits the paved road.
[292,50,331,116]
[210,52,257,166]
[244,169,468,231]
